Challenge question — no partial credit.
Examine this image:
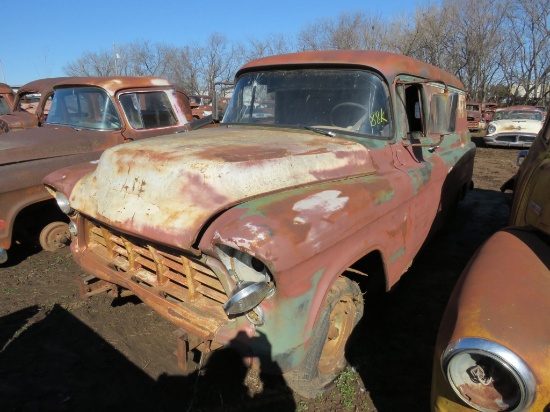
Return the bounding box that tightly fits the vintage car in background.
[466,102,484,132]
[431,114,550,411]
[0,76,195,265]
[44,50,475,398]
[0,77,63,134]
[0,82,15,116]
[481,102,499,122]
[189,94,212,119]
[484,105,544,148]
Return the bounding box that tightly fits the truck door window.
[404,84,424,136]
[119,91,178,130]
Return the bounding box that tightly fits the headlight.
[487,124,496,134]
[442,338,535,412]
[216,245,274,316]
[55,192,73,215]
[68,221,78,237]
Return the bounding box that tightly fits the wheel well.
[343,250,387,297]
[12,199,69,240]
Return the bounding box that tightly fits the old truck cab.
[44,51,475,397]
[0,76,194,264]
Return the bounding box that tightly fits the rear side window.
[119,91,178,130]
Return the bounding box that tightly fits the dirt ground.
[0,138,520,412]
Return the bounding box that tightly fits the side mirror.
[428,92,459,135]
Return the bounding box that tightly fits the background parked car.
[189,94,212,119]
[484,105,544,148]
[0,82,15,116]
[0,76,196,265]
[431,116,550,411]
[481,102,499,122]
[466,102,484,132]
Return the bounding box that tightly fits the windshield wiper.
[300,125,336,137]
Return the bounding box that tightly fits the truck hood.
[69,127,376,250]
[0,126,94,165]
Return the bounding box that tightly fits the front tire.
[39,221,71,252]
[285,276,363,398]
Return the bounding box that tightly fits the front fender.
[432,227,550,411]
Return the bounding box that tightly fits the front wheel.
[39,221,71,252]
[285,276,364,398]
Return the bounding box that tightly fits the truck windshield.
[46,87,121,130]
[223,69,392,137]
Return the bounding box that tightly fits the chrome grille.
[84,219,228,311]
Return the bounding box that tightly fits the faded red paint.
[45,50,476,394]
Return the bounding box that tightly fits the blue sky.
[2,0,422,86]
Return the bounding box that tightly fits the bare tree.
[196,33,241,94]
[449,0,508,101]
[503,0,550,105]
[297,11,388,51]
[240,33,295,61]
[64,50,117,76]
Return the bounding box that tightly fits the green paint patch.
[389,246,406,263]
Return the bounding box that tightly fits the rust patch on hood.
[69,127,375,250]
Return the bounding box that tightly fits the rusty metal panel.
[67,128,376,251]
[433,228,550,411]
[237,50,465,90]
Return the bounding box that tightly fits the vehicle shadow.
[0,305,296,411]
[345,188,512,410]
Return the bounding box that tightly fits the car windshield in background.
[222,69,392,138]
[0,96,10,115]
[46,87,121,130]
[493,110,543,121]
[119,91,178,130]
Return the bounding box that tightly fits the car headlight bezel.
[442,338,536,412]
[487,123,497,134]
[55,191,74,215]
[215,245,275,317]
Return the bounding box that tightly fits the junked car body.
[44,50,476,397]
[189,94,212,119]
[431,112,550,412]
[481,102,499,122]
[484,105,544,148]
[0,82,15,116]
[466,102,484,132]
[0,76,194,264]
[0,77,63,133]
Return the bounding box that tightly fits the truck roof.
[17,76,174,97]
[52,76,174,95]
[237,50,465,90]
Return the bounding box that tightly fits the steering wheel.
[330,102,370,131]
